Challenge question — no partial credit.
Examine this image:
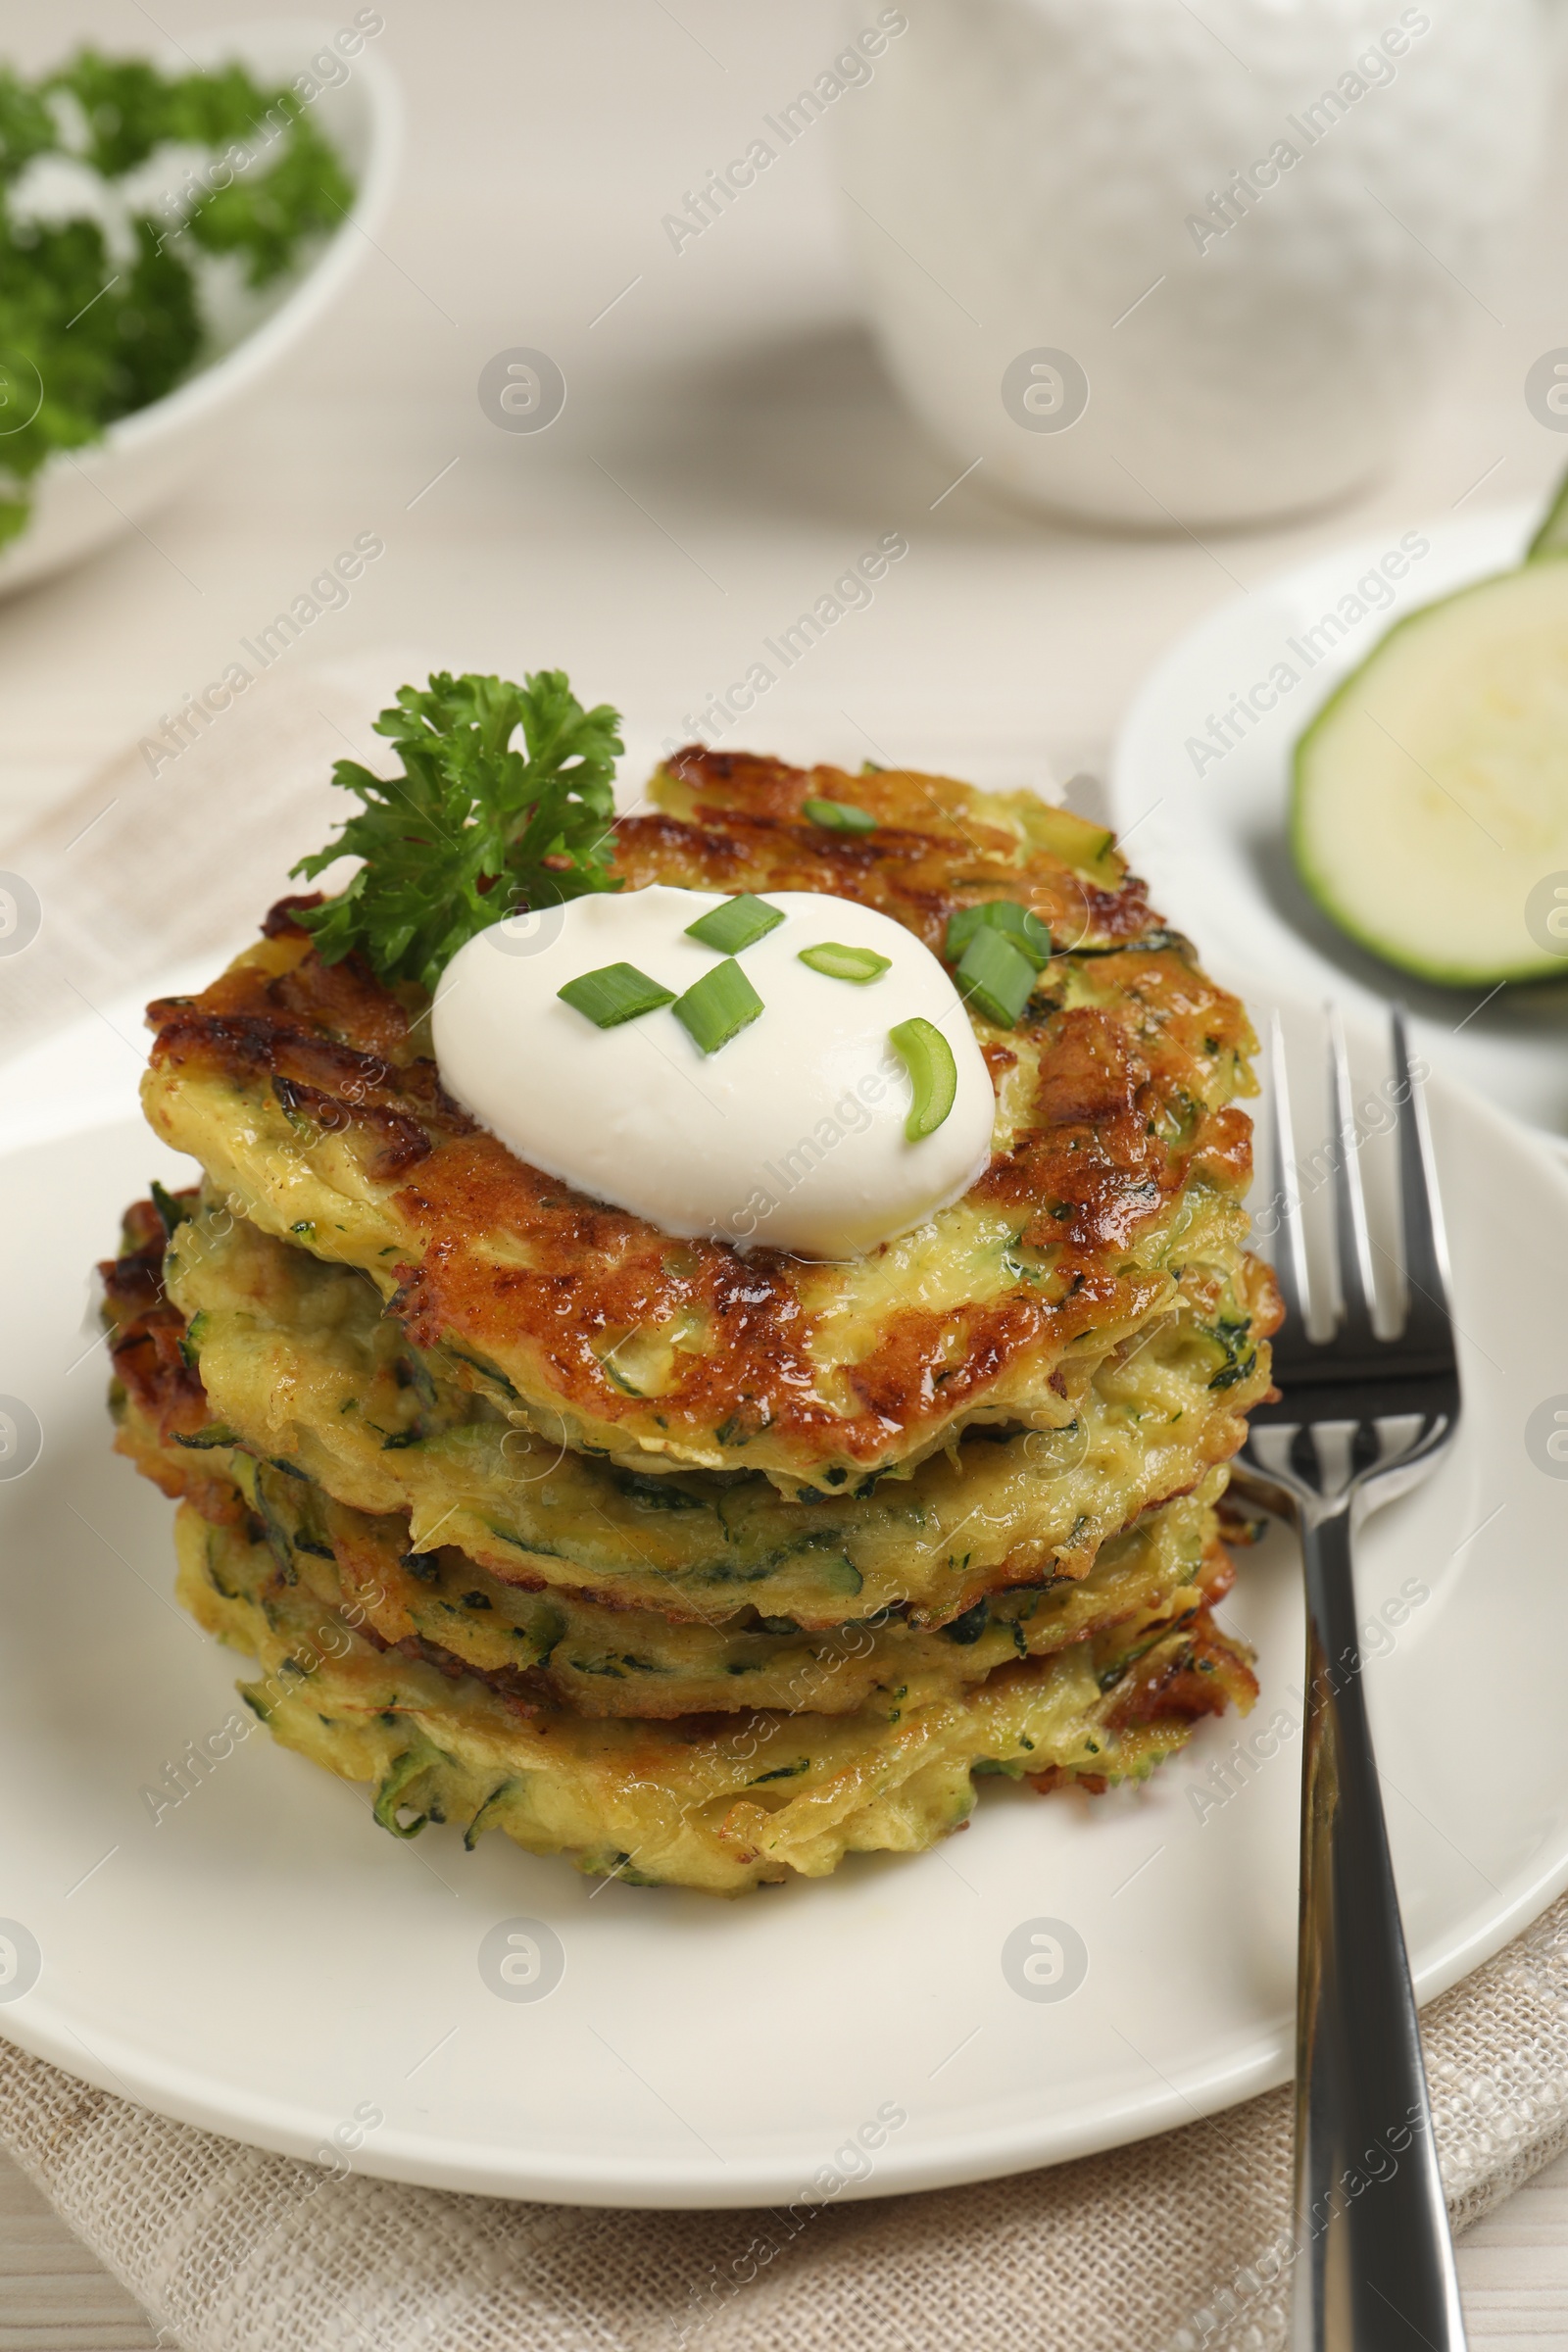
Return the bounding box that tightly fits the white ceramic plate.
[1,971,1566,2209]
[1108,502,1568,1144]
[0,22,400,595]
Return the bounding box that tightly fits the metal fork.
[1234,1008,1465,2352]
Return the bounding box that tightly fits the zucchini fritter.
[140,754,1261,1494]
[105,1200,1248,1720]
[141,1199,1275,1629]
[104,747,1277,1894]
[175,1496,1257,1894]
[126,1393,1237,1720]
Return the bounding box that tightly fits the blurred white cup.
[836,0,1542,529]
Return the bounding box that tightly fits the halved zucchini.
[1291,468,1568,987]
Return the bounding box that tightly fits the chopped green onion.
[956,928,1036,1027]
[804,796,876,834]
[684,893,784,953]
[945,900,1052,969]
[558,962,675,1028]
[890,1018,957,1140]
[672,957,763,1054]
[797,942,891,985]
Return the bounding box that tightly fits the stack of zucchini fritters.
[102,750,1278,1894]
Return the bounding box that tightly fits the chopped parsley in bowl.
[0,24,393,585]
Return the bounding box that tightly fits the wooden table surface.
[3,0,1567,2341]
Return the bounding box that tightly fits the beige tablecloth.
[4,666,1565,2352]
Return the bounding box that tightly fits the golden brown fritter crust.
[615,745,1156,957]
[141,756,1265,1490]
[100,1189,249,1525]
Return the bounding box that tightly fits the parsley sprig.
[291,670,625,994]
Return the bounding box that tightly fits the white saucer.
[1109,501,1568,1143]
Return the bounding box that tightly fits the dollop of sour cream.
[431,885,995,1258]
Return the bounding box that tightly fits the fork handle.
[1291,1503,1466,2352]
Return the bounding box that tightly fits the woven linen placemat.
[4,664,1565,2352]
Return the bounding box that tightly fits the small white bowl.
[0,19,401,595]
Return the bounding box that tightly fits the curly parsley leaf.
[290,670,625,995]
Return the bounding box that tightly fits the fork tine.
[1265,1011,1311,1334]
[1327,1004,1378,1338]
[1391,1007,1454,1338]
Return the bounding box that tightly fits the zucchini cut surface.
[1293,557,1568,985]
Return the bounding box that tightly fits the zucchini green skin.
[1527,465,1568,562]
[1290,467,1568,989]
